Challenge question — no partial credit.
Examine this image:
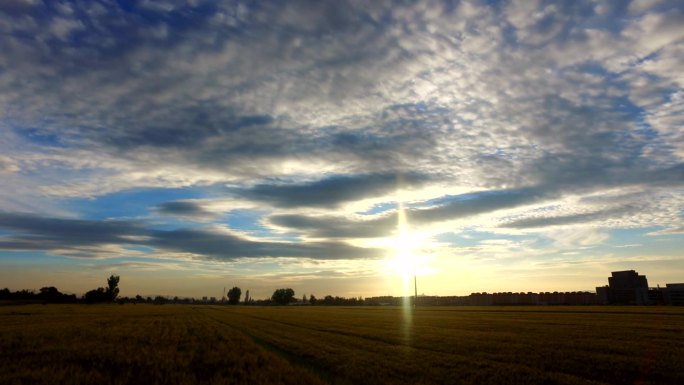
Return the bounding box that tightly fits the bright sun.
[387,202,422,286]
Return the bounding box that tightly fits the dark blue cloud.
[107,111,274,148]
[269,187,549,238]
[1,0,224,63]
[501,206,637,229]
[151,228,382,260]
[269,213,393,239]
[0,212,382,260]
[0,212,143,247]
[238,172,430,208]
[156,201,211,218]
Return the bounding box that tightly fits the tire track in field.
[201,307,603,385]
[201,307,445,385]
[192,306,343,385]
[207,306,510,358]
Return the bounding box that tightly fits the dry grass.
[0,305,323,385]
[2,305,683,384]
[205,306,684,385]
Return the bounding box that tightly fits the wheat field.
[2,305,683,384]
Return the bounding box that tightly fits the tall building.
[596,270,649,305]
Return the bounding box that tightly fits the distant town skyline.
[0,1,683,299]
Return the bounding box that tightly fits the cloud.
[151,228,383,260]
[269,177,684,240]
[49,16,83,40]
[0,0,39,14]
[0,157,19,174]
[107,113,275,149]
[0,212,383,260]
[0,212,145,248]
[501,206,638,229]
[238,172,430,209]
[269,187,549,238]
[410,188,548,224]
[156,200,214,219]
[0,0,682,269]
[1,1,680,191]
[269,213,394,239]
[546,228,611,248]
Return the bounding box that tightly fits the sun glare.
[387,202,421,294]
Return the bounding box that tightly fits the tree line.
[2,277,371,306]
[0,286,77,303]
[1,275,120,304]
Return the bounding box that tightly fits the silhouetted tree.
[38,286,60,302]
[106,275,120,301]
[311,295,365,306]
[309,294,317,305]
[1,287,72,303]
[83,275,120,303]
[227,286,241,305]
[244,290,250,304]
[271,288,295,305]
[84,287,108,304]
[35,286,76,303]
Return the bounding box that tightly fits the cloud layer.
[0,212,383,260]
[0,0,682,286]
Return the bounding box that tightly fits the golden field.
[2,305,683,384]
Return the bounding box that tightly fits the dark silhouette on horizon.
[83,275,120,304]
[227,287,241,305]
[2,270,682,306]
[271,288,295,305]
[0,286,77,304]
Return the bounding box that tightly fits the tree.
[39,286,60,301]
[106,275,120,301]
[83,275,120,304]
[227,286,241,305]
[84,287,108,304]
[271,288,295,305]
[309,294,317,305]
[36,286,76,303]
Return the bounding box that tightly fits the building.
[596,286,610,305]
[648,287,666,305]
[664,284,684,306]
[596,270,649,305]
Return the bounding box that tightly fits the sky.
[0,0,683,299]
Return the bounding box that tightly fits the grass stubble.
[1,305,682,384]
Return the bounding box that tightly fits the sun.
[386,202,422,290]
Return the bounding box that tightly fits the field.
[1,305,683,385]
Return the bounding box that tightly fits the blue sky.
[0,0,682,299]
